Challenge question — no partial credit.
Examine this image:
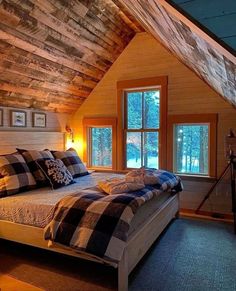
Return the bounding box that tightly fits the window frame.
[117,76,168,171]
[167,114,218,178]
[83,117,117,170]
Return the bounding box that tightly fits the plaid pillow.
[52,150,88,178]
[17,149,54,186]
[36,159,75,190]
[0,154,36,198]
[155,169,182,191]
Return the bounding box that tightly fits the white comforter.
[0,172,123,228]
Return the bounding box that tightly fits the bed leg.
[118,250,128,291]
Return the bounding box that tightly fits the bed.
[0,131,180,291]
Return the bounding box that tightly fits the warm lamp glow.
[66,137,84,156]
[66,139,75,150]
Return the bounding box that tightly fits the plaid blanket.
[44,172,182,265]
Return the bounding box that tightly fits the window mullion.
[89,128,92,167]
[142,91,144,130]
[141,91,144,167]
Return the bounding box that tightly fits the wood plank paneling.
[0,131,65,154]
[0,0,139,113]
[117,0,236,107]
[72,32,236,214]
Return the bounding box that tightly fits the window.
[126,90,160,168]
[83,118,117,170]
[174,124,209,175]
[91,127,112,167]
[117,77,167,170]
[167,114,217,177]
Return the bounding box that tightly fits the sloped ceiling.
[169,0,236,54]
[117,0,236,107]
[0,0,235,113]
[0,0,142,113]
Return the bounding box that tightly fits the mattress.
[0,172,172,235]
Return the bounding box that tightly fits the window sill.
[87,167,126,174]
[177,174,216,182]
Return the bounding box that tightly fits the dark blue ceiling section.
[168,0,236,54]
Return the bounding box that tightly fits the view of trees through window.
[174,124,209,175]
[126,90,160,168]
[91,127,112,167]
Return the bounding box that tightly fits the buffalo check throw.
[44,172,182,265]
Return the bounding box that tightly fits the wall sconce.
[65,125,74,143]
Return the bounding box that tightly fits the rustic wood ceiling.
[0,0,235,113]
[118,0,236,107]
[0,0,142,113]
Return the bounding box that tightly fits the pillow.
[98,177,145,195]
[125,168,181,191]
[52,150,88,178]
[36,159,75,189]
[0,154,36,198]
[17,149,54,186]
[155,169,181,191]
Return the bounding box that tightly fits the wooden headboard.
[0,131,65,155]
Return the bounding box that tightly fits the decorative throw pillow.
[0,154,36,198]
[52,150,88,178]
[36,159,75,189]
[17,149,54,186]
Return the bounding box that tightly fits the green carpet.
[0,218,236,290]
[130,218,236,291]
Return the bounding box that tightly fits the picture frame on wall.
[0,109,3,127]
[10,110,27,127]
[33,112,46,128]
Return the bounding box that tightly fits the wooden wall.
[0,131,65,155]
[71,32,236,214]
[0,106,69,132]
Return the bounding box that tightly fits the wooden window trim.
[167,114,218,178]
[83,117,117,170]
[117,76,168,171]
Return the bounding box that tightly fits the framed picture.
[10,110,26,127]
[0,109,3,127]
[33,112,46,128]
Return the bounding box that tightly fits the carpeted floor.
[0,218,236,291]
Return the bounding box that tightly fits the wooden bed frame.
[0,131,180,290]
[0,194,179,290]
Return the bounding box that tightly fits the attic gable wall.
[72,32,236,213]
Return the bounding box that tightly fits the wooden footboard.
[118,193,179,291]
[0,193,179,291]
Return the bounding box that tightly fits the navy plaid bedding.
[44,172,182,264]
